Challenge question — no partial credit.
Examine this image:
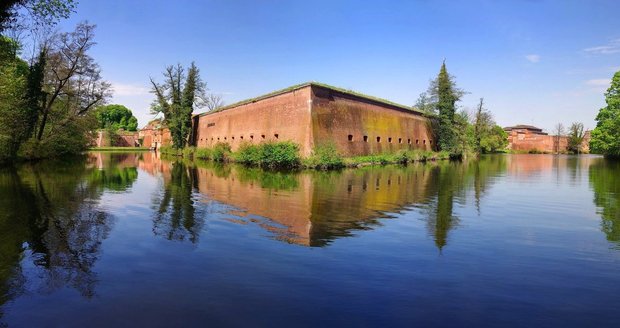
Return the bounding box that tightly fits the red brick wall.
[507,130,569,153]
[311,86,434,156]
[192,85,434,157]
[194,87,314,156]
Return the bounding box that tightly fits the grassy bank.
[89,147,150,151]
[161,142,450,170]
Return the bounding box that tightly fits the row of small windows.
[349,134,432,145]
[199,133,279,142]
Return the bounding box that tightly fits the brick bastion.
[192,82,435,157]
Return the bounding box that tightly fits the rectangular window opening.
[348,134,353,141]
[363,135,368,142]
[388,137,392,143]
[377,136,381,143]
[274,133,279,139]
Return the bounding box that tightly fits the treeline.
[0,1,110,163]
[590,70,620,158]
[414,61,508,157]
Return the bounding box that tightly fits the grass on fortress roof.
[199,82,426,116]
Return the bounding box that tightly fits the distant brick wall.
[507,130,566,153]
[93,130,140,147]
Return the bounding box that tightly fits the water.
[0,152,619,327]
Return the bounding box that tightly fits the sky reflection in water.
[0,153,619,327]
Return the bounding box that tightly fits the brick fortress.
[504,125,590,153]
[189,82,435,156]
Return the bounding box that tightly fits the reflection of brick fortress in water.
[133,151,461,247]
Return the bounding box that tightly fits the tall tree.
[205,93,224,112]
[471,98,508,154]
[423,61,466,154]
[150,62,206,149]
[590,71,620,158]
[567,122,585,154]
[1,0,77,32]
[36,22,110,141]
[553,123,565,154]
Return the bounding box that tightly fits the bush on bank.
[303,142,345,169]
[161,141,449,170]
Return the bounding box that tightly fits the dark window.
[408,139,411,144]
[224,137,227,140]
[261,135,265,139]
[240,136,244,140]
[348,134,353,141]
[250,135,254,140]
[274,133,279,139]
[423,140,426,144]
[363,135,368,142]
[377,136,381,143]
[217,137,220,141]
[388,137,392,143]
[398,138,402,144]
[430,140,433,145]
[232,136,235,140]
[416,139,419,145]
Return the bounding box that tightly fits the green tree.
[567,122,585,154]
[150,62,206,149]
[590,71,620,157]
[95,104,139,131]
[0,36,29,162]
[422,61,466,155]
[472,98,507,154]
[480,125,508,153]
[1,0,77,32]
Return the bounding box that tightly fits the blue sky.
[57,0,620,131]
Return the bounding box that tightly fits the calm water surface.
[0,153,619,327]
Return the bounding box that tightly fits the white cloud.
[585,79,611,86]
[525,54,540,63]
[111,82,150,96]
[584,38,620,55]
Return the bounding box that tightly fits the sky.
[55,0,620,132]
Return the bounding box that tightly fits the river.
[0,152,618,327]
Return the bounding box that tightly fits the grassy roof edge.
[197,81,425,117]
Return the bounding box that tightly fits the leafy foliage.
[417,61,466,155]
[472,98,508,154]
[1,0,77,32]
[567,122,585,154]
[150,62,206,149]
[590,71,620,157]
[303,142,345,169]
[0,36,29,162]
[234,142,300,169]
[95,104,138,131]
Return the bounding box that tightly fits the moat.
[1,152,619,327]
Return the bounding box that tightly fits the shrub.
[194,147,212,160]
[234,142,261,164]
[160,145,181,156]
[304,142,344,169]
[212,142,231,162]
[182,146,195,159]
[258,141,300,169]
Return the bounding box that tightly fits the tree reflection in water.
[0,156,139,322]
[589,159,620,247]
[152,161,205,243]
